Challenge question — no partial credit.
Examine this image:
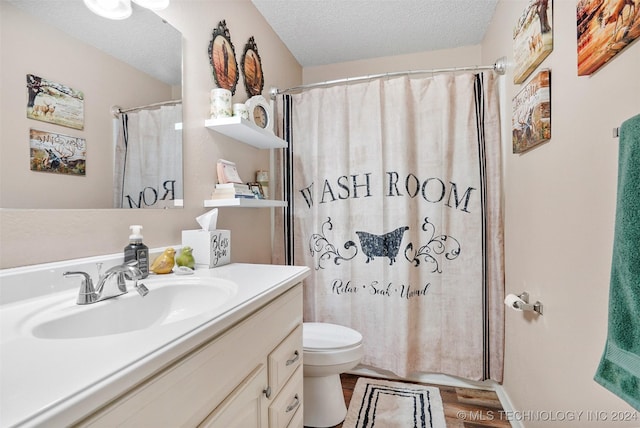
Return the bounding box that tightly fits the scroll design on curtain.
[404,217,461,272]
[309,217,358,270]
[309,217,460,272]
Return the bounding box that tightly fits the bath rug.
[343,377,446,428]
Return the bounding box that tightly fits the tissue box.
[182,230,230,268]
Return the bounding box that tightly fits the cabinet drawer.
[269,366,303,428]
[287,405,303,428]
[268,324,302,394]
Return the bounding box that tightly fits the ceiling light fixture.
[83,0,132,20]
[131,0,170,11]
[83,0,170,20]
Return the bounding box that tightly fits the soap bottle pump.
[124,225,149,278]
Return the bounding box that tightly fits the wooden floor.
[332,373,511,428]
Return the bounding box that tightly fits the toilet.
[302,322,364,427]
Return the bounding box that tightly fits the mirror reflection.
[2,0,183,209]
[113,102,183,209]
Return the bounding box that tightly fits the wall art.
[29,128,86,175]
[577,0,640,76]
[512,69,551,154]
[246,182,265,199]
[241,37,264,97]
[208,20,239,95]
[513,0,553,84]
[26,74,84,130]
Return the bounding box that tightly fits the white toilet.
[303,322,363,427]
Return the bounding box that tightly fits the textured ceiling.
[7,1,498,83]
[251,0,499,67]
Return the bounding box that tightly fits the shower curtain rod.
[271,56,506,97]
[111,99,182,117]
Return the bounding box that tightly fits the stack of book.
[210,183,257,199]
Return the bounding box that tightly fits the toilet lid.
[303,322,362,351]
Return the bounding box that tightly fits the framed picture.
[241,37,264,97]
[26,74,84,130]
[29,128,86,175]
[513,0,553,84]
[208,20,239,95]
[577,0,640,76]
[247,182,265,199]
[216,159,243,184]
[512,69,551,154]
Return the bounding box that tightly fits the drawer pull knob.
[286,394,300,413]
[286,350,300,366]
[263,386,272,399]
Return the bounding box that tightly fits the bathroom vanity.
[0,258,309,427]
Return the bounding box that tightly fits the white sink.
[25,277,238,339]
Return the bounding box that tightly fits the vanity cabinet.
[74,284,303,428]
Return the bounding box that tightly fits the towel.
[594,113,640,411]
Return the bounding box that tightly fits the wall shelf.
[204,117,287,208]
[203,199,287,208]
[205,116,287,149]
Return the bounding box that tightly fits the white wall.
[0,0,302,268]
[482,0,640,426]
[303,45,482,84]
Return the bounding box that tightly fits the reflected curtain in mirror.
[113,104,183,208]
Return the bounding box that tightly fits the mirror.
[1,0,183,209]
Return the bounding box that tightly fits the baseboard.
[493,385,524,428]
[348,365,524,428]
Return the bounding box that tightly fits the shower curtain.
[113,104,183,209]
[277,72,504,381]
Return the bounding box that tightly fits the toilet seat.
[303,323,363,366]
[303,322,362,350]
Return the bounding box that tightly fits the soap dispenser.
[124,225,149,278]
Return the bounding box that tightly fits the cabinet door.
[198,364,268,428]
[268,325,302,394]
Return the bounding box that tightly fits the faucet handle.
[63,271,98,305]
[134,281,149,297]
[116,272,128,293]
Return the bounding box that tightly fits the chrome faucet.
[64,261,149,305]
